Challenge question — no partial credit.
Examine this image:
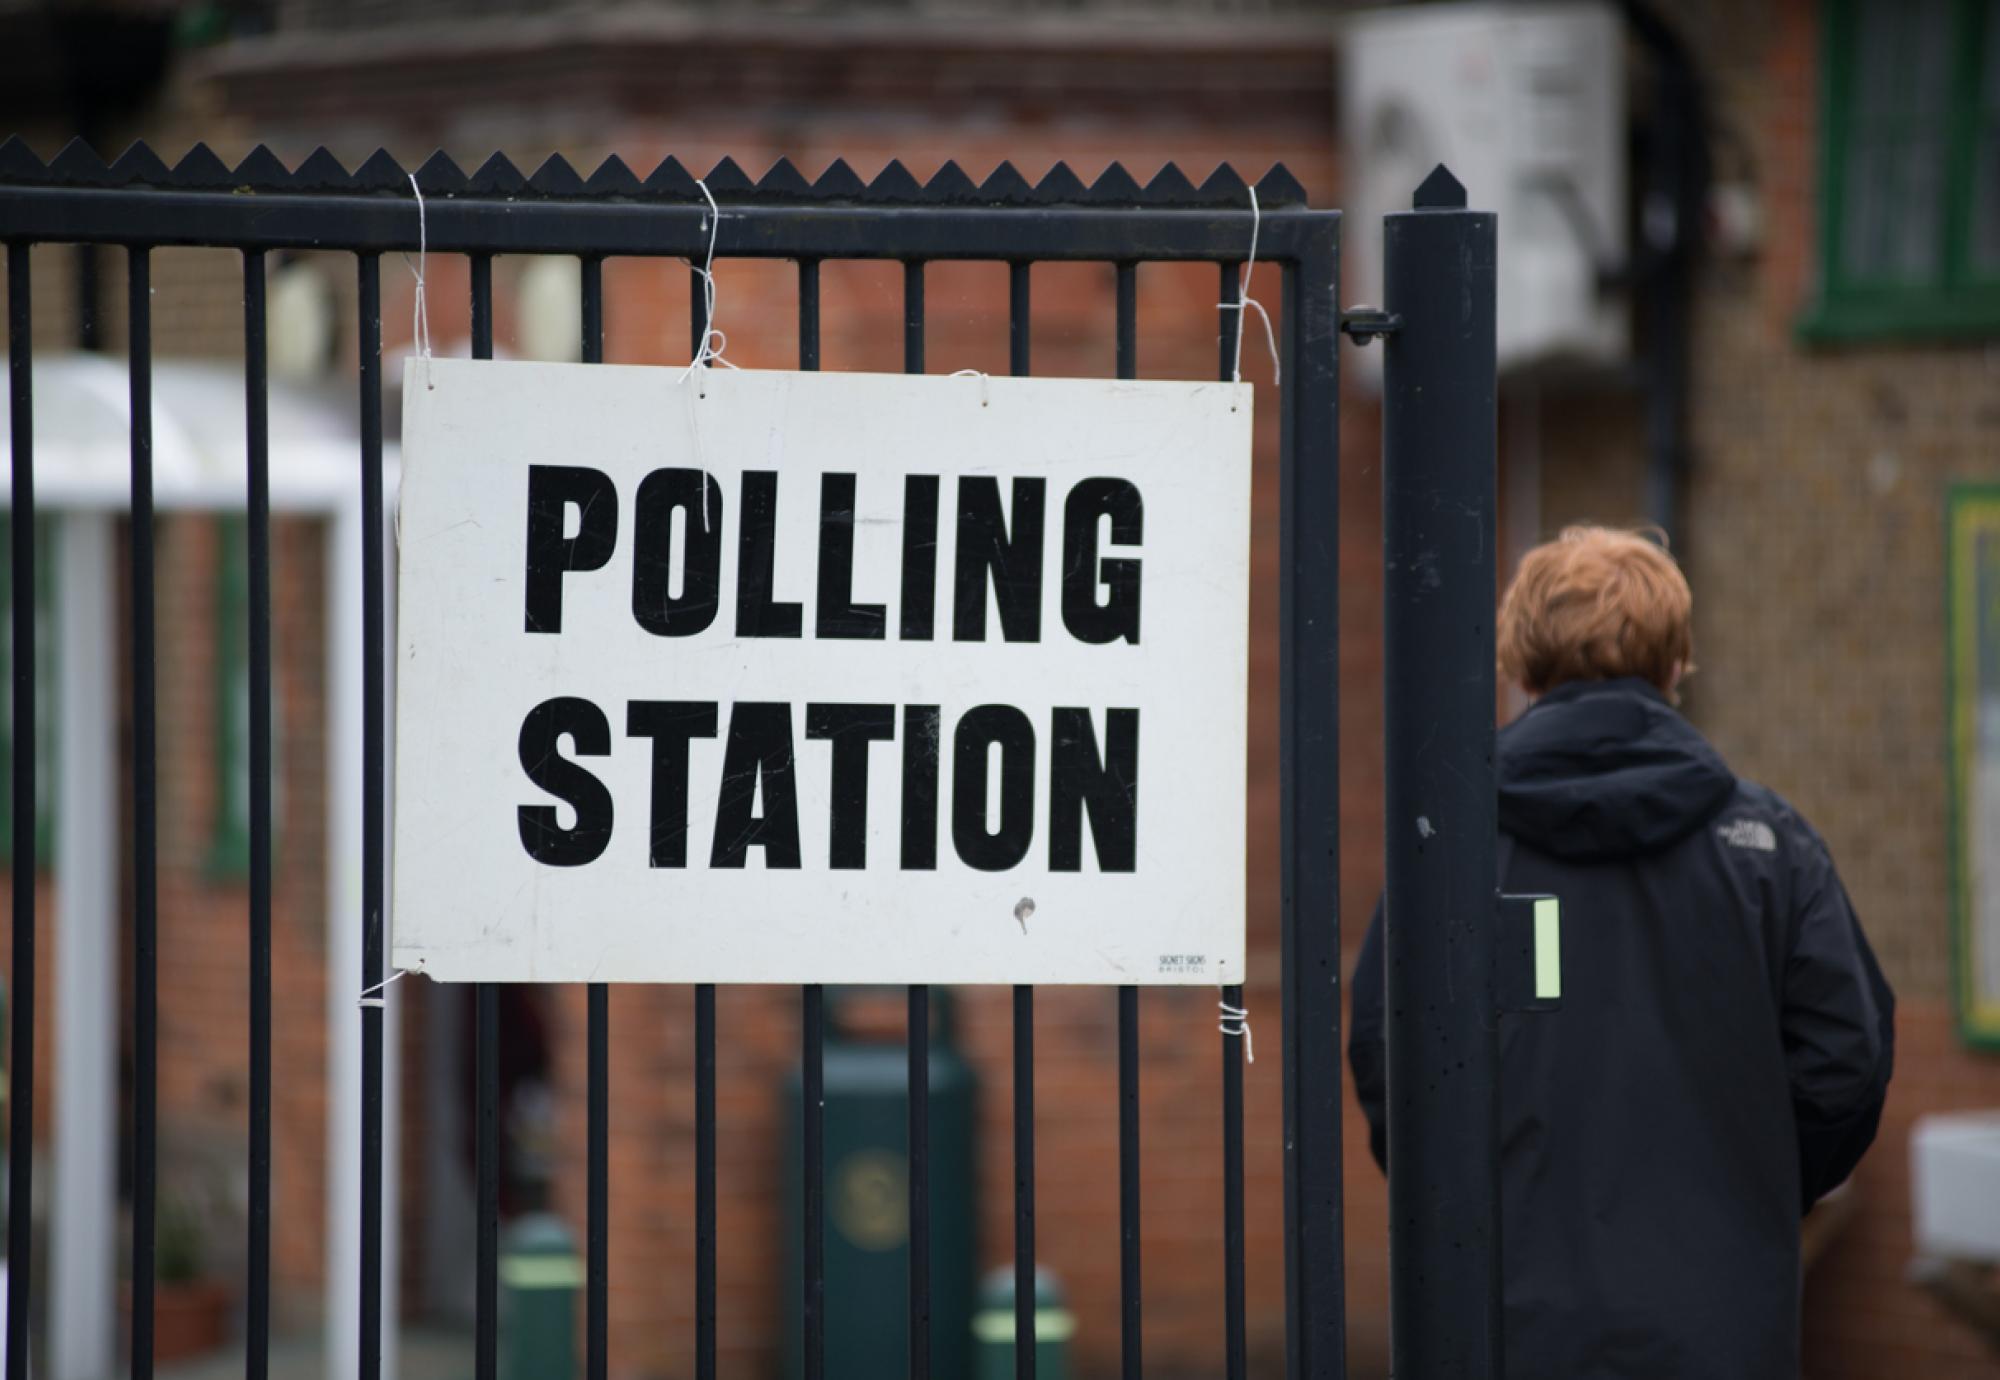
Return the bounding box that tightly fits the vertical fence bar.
[802,985,826,1380]
[690,265,707,361]
[1114,261,1137,379]
[128,245,158,1380]
[1117,983,1140,1380]
[903,260,925,375]
[907,984,931,1379]
[356,251,387,1380]
[474,985,498,1362]
[466,253,500,1380]
[1008,258,1035,1380]
[1382,171,1500,1380]
[904,255,932,1380]
[1220,262,1242,376]
[1113,258,1142,1380]
[76,244,99,352]
[581,256,603,359]
[244,248,274,1380]
[5,244,33,1380]
[1012,985,1035,1380]
[799,258,820,372]
[691,252,719,1380]
[1280,221,1347,1380]
[1216,260,1249,1380]
[580,262,612,1380]
[695,982,716,1380]
[118,252,159,1370]
[580,253,611,1380]
[1222,975,1246,1380]
[1009,262,1031,378]
[798,255,826,1380]
[587,984,608,1380]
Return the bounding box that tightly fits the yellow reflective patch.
[1534,897,1561,1001]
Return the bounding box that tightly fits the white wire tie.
[357,968,411,1009]
[1216,184,1280,397]
[949,368,991,407]
[677,177,736,396]
[1218,997,1255,1064]
[404,173,434,390]
[669,177,738,533]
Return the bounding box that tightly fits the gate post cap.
[1413,164,1467,210]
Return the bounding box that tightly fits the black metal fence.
[0,140,1347,1380]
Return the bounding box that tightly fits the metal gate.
[0,139,1414,1380]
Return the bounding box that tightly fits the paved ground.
[158,1327,474,1380]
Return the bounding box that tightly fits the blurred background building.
[1,0,1998,1376]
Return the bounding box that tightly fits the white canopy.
[0,352,395,511]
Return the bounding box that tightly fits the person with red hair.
[1349,525,1894,1380]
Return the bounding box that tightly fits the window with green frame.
[0,516,58,868]
[1948,484,2000,1047]
[1805,0,2000,339]
[208,515,280,877]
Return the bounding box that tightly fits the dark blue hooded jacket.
[1349,678,1894,1380]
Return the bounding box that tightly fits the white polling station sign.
[391,359,1251,985]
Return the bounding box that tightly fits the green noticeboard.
[1948,485,2000,1047]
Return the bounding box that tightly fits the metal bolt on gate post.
[1380,164,1502,1380]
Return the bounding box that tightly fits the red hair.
[1498,525,1694,696]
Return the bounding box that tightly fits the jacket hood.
[1497,678,1737,861]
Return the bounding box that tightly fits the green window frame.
[1948,484,2000,1048]
[1803,0,2000,340]
[0,515,58,869]
[207,515,279,878]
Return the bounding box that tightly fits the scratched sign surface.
[392,360,1251,984]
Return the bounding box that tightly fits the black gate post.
[1280,210,1347,1380]
[1381,164,1501,1380]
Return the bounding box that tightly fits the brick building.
[1,0,1997,1377]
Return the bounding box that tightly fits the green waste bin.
[784,989,978,1380]
[500,1212,582,1380]
[972,1266,1073,1380]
